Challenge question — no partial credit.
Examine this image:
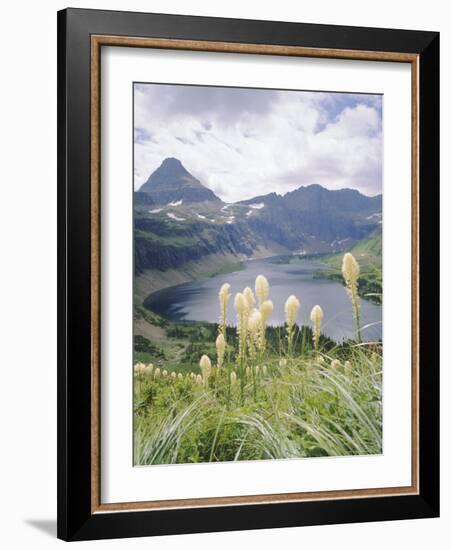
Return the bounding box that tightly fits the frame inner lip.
[89,35,419,513]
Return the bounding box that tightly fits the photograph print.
[133,83,383,466]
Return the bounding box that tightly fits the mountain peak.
[160,157,185,169]
[163,157,181,164]
[153,157,190,178]
[139,158,221,204]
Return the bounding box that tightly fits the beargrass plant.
[310,304,324,353]
[342,252,362,342]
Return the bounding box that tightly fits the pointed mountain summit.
[139,158,221,204]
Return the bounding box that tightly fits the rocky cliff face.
[134,191,155,205]
[134,217,256,273]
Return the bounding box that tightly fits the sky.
[134,83,382,203]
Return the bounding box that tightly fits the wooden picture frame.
[57,7,439,541]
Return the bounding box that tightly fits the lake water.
[144,257,382,342]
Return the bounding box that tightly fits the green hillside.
[351,226,382,260]
[318,227,382,304]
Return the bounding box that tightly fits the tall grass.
[134,349,381,464]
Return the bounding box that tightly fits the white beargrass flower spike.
[331,359,342,370]
[310,305,324,352]
[200,354,212,385]
[342,252,362,342]
[285,295,300,327]
[248,309,262,339]
[260,300,273,321]
[134,362,146,376]
[342,252,360,283]
[218,283,231,342]
[255,275,269,306]
[247,308,262,361]
[285,295,300,356]
[216,333,226,369]
[234,292,246,315]
[243,286,256,311]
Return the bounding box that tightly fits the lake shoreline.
[135,247,290,304]
[142,255,382,342]
[138,252,331,303]
[134,253,245,303]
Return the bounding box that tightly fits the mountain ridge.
[134,158,382,274]
[139,157,381,206]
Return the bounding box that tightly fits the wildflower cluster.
[135,253,363,403]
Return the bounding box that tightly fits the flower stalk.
[248,308,262,401]
[234,292,247,404]
[342,252,361,342]
[200,354,212,387]
[259,299,273,354]
[216,333,226,369]
[285,295,300,356]
[310,305,324,352]
[218,283,231,343]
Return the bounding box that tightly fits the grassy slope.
[134,341,382,464]
[134,253,245,302]
[318,227,382,304]
[134,320,338,375]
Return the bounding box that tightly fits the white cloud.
[134,85,382,202]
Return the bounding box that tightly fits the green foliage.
[166,322,218,342]
[133,335,166,357]
[134,304,168,327]
[134,344,382,465]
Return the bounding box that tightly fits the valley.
[133,157,383,364]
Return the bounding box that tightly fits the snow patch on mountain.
[366,212,381,220]
[167,212,185,221]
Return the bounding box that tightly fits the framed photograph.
[57,8,439,541]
